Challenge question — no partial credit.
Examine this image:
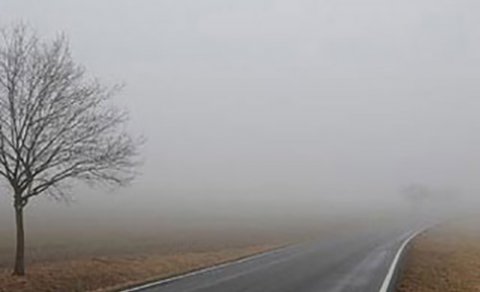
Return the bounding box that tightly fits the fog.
[1,0,480,233]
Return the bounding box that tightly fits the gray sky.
[1,0,480,224]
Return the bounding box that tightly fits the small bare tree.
[0,25,140,276]
[401,183,430,216]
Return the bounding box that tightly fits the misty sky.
[1,0,480,223]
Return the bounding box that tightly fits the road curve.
[123,224,420,292]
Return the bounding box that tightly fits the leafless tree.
[0,25,140,276]
[401,183,431,216]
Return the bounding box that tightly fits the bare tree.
[400,183,430,216]
[0,25,140,276]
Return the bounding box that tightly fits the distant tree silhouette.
[401,183,430,215]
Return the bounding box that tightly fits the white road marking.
[378,229,423,292]
[120,246,290,292]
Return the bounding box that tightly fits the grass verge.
[397,220,480,292]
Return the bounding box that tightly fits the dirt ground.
[397,219,480,292]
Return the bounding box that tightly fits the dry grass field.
[0,244,277,292]
[0,226,293,292]
[0,212,388,292]
[0,218,342,292]
[397,219,480,292]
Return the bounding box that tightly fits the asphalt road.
[127,224,419,292]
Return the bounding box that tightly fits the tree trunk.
[13,205,25,276]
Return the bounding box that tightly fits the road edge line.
[120,244,293,292]
[378,229,424,292]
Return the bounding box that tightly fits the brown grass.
[0,216,377,291]
[0,220,326,292]
[0,224,298,292]
[397,220,480,292]
[0,244,278,292]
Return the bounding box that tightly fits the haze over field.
[1,0,480,234]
